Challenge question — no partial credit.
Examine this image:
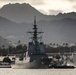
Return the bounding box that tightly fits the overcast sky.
[0,0,76,15]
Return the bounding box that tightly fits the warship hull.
[12,61,75,69]
[12,60,48,69]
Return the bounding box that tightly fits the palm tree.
[62,43,65,47]
[18,40,21,45]
[2,45,5,49]
[50,43,52,47]
[65,43,68,47]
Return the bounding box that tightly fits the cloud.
[0,0,76,15]
[73,5,76,9]
[0,0,25,4]
[25,0,45,5]
[0,0,45,7]
[0,0,45,5]
[67,0,76,2]
[49,10,63,15]
[60,0,76,2]
[0,0,22,1]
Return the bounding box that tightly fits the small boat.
[0,62,11,68]
[48,54,75,69]
[53,65,74,69]
[0,56,12,68]
[52,62,75,69]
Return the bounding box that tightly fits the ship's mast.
[33,16,38,43]
[28,16,43,54]
[28,16,43,41]
[33,16,39,53]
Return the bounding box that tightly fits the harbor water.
[0,53,76,75]
[0,55,76,75]
[0,68,76,75]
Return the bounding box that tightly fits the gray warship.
[12,16,74,69]
[27,16,50,68]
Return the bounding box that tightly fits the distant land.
[0,3,49,23]
[0,3,76,23]
[0,3,76,46]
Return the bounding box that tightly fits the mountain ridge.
[0,3,76,23]
[0,3,49,23]
[0,16,76,44]
[0,3,76,44]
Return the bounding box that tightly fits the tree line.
[0,44,27,56]
[45,43,76,53]
[0,43,76,56]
